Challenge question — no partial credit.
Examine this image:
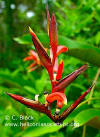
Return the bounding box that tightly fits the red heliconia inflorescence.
[7,5,93,122]
[28,5,69,111]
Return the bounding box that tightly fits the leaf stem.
[88,68,100,104]
[82,68,100,137]
[77,97,100,109]
[82,125,86,137]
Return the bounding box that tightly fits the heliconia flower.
[24,50,39,62]
[24,5,68,110]
[28,63,38,72]
[7,6,93,123]
[46,92,67,109]
[47,92,67,108]
[49,46,68,62]
[24,50,41,72]
[57,46,68,56]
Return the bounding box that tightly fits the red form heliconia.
[7,6,93,121]
[28,6,89,114]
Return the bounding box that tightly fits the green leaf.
[14,33,49,48]
[74,108,100,129]
[0,70,36,94]
[14,33,100,67]
[95,31,100,45]
[14,35,32,45]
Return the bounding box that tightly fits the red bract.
[56,60,64,81]
[49,13,58,65]
[7,6,93,124]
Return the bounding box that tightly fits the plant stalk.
[82,68,100,137]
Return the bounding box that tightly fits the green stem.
[77,97,100,109]
[88,68,100,104]
[82,68,100,137]
[82,125,86,137]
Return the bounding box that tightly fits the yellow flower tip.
[29,26,36,38]
[29,26,33,32]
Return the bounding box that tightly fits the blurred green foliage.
[0,0,100,137]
